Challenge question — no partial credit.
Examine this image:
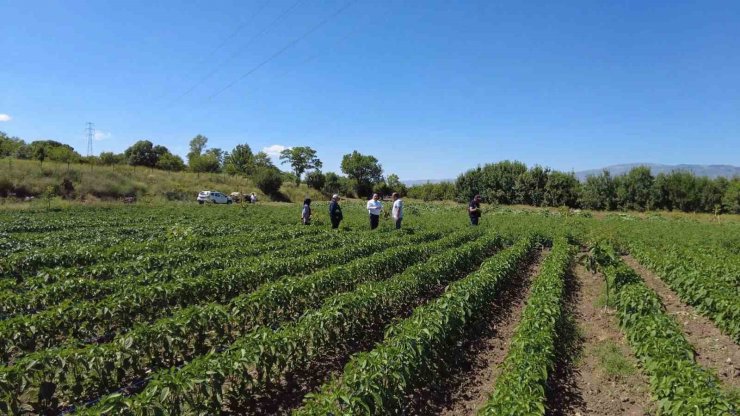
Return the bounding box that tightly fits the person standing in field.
[391,192,404,229]
[468,194,482,225]
[367,193,383,230]
[301,198,312,225]
[250,193,257,204]
[329,194,343,229]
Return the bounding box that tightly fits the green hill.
[0,158,323,204]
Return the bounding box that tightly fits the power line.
[207,0,356,101]
[193,0,272,67]
[166,0,307,107]
[155,1,271,102]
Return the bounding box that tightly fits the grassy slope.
[0,158,324,204]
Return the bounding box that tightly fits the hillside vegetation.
[0,158,323,203]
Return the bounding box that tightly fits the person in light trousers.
[391,192,403,229]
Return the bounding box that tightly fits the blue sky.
[1,0,738,180]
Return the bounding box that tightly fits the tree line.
[408,160,740,214]
[0,131,407,199]
[3,131,736,211]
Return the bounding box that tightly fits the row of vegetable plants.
[294,234,539,415]
[0,229,339,317]
[0,230,476,414]
[77,232,509,415]
[0,224,325,282]
[0,227,165,257]
[627,239,740,342]
[0,204,300,234]
[7,225,328,295]
[598,253,736,415]
[0,230,434,363]
[478,237,574,415]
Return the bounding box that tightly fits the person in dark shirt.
[301,198,312,225]
[468,194,482,225]
[329,194,343,229]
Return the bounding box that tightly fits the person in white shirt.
[250,193,257,204]
[366,193,383,230]
[391,192,403,229]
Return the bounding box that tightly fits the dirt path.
[623,255,740,391]
[405,249,546,416]
[548,262,655,416]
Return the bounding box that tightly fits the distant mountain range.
[403,163,740,185]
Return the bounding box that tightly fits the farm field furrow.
[1,230,475,413]
[559,262,655,416]
[0,229,360,317]
[0,225,324,282]
[477,237,574,415]
[416,249,545,416]
[626,240,740,342]
[0,230,435,363]
[294,235,538,415]
[599,254,737,415]
[0,204,737,416]
[76,233,507,415]
[623,255,740,391]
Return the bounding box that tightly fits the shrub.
[253,168,283,196]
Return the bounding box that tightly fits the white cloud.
[262,144,290,158]
[94,130,111,141]
[0,114,12,122]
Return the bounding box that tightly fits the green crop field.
[0,203,738,415]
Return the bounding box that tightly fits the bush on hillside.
[253,168,283,196]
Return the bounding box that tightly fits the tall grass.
[0,158,323,203]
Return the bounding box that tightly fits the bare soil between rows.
[622,255,740,391]
[546,262,655,416]
[231,246,508,415]
[403,248,546,416]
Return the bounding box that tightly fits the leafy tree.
[254,151,275,169]
[385,174,408,196]
[514,165,550,206]
[616,166,654,211]
[187,135,222,173]
[480,161,527,204]
[15,143,33,159]
[322,172,346,195]
[408,182,455,201]
[305,170,326,191]
[579,170,616,210]
[722,178,740,214]
[0,132,26,158]
[33,145,47,167]
[340,151,383,198]
[455,166,485,202]
[253,167,283,196]
[279,146,322,185]
[48,145,79,171]
[188,135,208,160]
[701,177,728,213]
[99,152,124,165]
[27,140,80,167]
[190,153,221,173]
[156,153,186,171]
[544,171,580,207]
[223,144,255,175]
[124,140,159,168]
[373,181,391,197]
[454,161,527,204]
[664,171,700,212]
